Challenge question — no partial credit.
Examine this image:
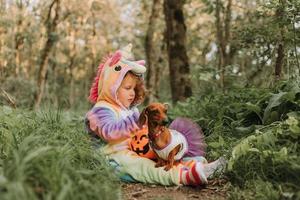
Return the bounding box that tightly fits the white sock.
[202,157,226,179]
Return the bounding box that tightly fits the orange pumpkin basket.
[130,126,156,160]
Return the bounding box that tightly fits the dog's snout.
[162,117,170,126]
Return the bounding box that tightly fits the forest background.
[0,0,299,199]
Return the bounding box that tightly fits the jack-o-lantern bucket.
[130,126,156,160]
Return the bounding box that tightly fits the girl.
[85,44,225,186]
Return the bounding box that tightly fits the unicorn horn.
[121,43,134,60]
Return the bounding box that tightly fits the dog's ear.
[138,108,148,128]
[163,103,170,111]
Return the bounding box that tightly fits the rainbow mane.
[88,54,112,103]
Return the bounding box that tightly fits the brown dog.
[138,103,182,171]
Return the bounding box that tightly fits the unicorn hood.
[89,44,146,109]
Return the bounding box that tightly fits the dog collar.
[153,130,162,138]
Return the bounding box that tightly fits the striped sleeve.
[85,107,140,142]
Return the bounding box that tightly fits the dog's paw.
[164,165,172,171]
[155,162,163,168]
[155,159,166,168]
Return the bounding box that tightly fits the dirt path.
[122,179,228,200]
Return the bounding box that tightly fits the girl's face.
[117,73,137,108]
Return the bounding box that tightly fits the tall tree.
[163,0,192,103]
[34,0,61,109]
[14,0,24,77]
[274,0,286,81]
[67,29,77,107]
[145,0,162,104]
[215,0,232,89]
[0,1,4,78]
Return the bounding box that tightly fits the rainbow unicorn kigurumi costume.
[85,44,225,186]
[87,44,145,147]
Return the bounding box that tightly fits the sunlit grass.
[0,106,120,200]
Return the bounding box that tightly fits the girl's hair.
[126,71,146,106]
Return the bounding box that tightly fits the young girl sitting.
[85,44,225,186]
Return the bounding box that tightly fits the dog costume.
[151,118,207,160]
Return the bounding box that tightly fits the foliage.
[232,0,300,83]
[171,80,300,199]
[0,0,138,109]
[0,0,299,107]
[0,0,300,198]
[0,107,120,200]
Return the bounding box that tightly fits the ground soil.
[122,179,228,200]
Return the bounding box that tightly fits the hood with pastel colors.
[89,44,146,109]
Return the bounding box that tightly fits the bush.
[171,80,300,199]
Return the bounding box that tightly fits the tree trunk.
[68,30,77,107]
[68,57,75,107]
[215,0,224,88]
[154,43,165,99]
[224,0,232,66]
[34,0,60,109]
[145,0,161,104]
[274,0,285,81]
[163,0,192,103]
[0,0,4,79]
[215,0,232,89]
[52,54,58,108]
[0,36,3,79]
[14,1,24,77]
[275,42,284,80]
[89,12,98,83]
[15,36,22,77]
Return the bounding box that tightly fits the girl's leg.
[108,150,226,186]
[109,150,181,186]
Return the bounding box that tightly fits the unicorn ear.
[109,51,122,66]
[135,60,146,66]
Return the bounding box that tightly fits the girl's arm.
[85,107,140,142]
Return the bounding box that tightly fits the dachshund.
[138,102,186,171]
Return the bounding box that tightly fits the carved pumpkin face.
[130,127,156,159]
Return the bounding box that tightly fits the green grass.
[0,107,120,200]
[1,80,299,200]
